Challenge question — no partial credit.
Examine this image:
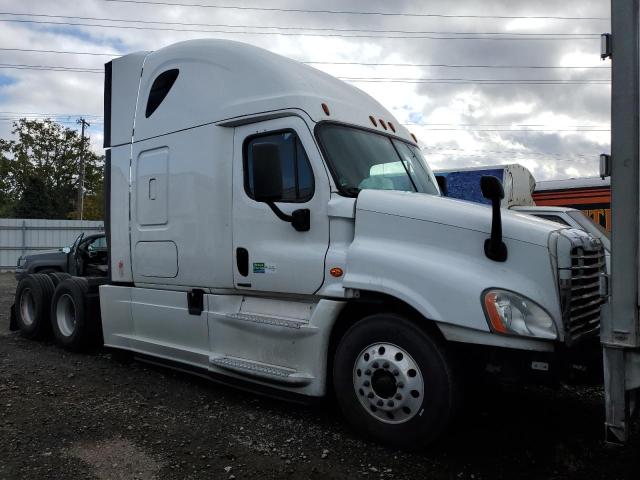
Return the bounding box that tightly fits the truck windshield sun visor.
[316,123,440,197]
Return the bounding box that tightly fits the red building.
[533,177,611,232]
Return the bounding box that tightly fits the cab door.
[232,117,330,294]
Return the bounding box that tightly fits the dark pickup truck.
[15,233,108,281]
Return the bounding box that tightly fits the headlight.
[482,289,557,340]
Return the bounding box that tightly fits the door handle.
[236,247,249,277]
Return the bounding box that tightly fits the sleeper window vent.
[145,69,179,118]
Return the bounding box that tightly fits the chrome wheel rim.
[56,294,76,337]
[19,288,35,326]
[353,343,424,424]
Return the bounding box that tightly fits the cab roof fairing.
[111,39,414,143]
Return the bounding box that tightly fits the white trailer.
[11,39,608,448]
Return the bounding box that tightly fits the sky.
[0,0,611,181]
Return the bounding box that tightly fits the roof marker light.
[410,133,418,143]
[369,115,377,127]
[322,103,330,116]
[379,119,387,130]
[388,122,396,132]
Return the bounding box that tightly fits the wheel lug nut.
[395,393,402,400]
[392,369,399,376]
[372,362,379,369]
[367,392,374,399]
[387,400,394,407]
[363,380,370,387]
[383,362,389,369]
[397,382,404,388]
[377,400,383,407]
[365,369,371,376]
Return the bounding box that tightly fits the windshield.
[567,210,610,250]
[317,124,440,196]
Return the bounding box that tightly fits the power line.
[0,12,603,37]
[0,47,611,70]
[0,18,600,41]
[98,0,610,21]
[0,111,103,117]
[345,78,609,85]
[0,63,612,85]
[307,61,610,69]
[405,126,610,132]
[413,123,609,127]
[344,76,609,83]
[0,64,102,73]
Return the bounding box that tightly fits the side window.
[145,69,179,118]
[244,131,314,203]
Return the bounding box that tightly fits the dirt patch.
[68,437,162,480]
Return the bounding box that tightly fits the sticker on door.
[253,262,276,274]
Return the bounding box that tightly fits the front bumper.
[14,267,27,281]
[456,338,603,385]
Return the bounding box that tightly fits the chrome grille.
[564,245,605,344]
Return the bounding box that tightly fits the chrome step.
[209,356,314,386]
[226,312,313,330]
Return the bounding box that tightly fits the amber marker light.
[411,133,418,143]
[379,119,388,130]
[388,122,396,132]
[369,115,377,127]
[322,103,330,116]
[330,267,344,278]
[484,291,509,334]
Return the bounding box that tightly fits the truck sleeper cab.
[12,39,605,449]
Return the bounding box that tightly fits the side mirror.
[480,175,504,202]
[250,143,310,232]
[480,176,507,262]
[251,143,284,202]
[435,175,448,196]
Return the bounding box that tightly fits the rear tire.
[14,274,55,339]
[38,268,58,275]
[51,277,102,351]
[333,313,459,449]
[47,272,71,287]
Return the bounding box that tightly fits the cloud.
[0,0,611,180]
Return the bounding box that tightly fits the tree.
[0,118,104,219]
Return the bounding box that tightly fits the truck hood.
[355,190,561,247]
[23,251,66,262]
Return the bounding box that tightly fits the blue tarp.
[437,168,504,205]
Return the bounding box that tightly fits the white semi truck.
[11,39,607,448]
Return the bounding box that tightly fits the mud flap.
[9,303,18,331]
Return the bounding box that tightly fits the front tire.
[14,274,55,339]
[51,277,102,351]
[333,313,459,449]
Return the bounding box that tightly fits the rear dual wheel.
[14,273,55,339]
[51,277,102,351]
[333,313,459,449]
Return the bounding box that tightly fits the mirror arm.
[266,201,294,222]
[266,202,310,232]
[485,198,508,262]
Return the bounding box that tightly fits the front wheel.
[333,313,459,449]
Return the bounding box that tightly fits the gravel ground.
[0,272,638,480]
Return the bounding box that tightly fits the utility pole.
[602,0,640,444]
[77,117,90,221]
